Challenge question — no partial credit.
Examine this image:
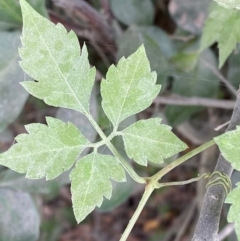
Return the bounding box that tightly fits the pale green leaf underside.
[225,183,240,240]
[214,126,240,170]
[70,152,126,223]
[214,0,240,9]
[201,4,240,68]
[19,0,95,114]
[0,117,89,180]
[101,45,161,127]
[121,118,188,166]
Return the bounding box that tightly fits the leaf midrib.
[124,132,182,147]
[115,55,141,126]
[2,144,86,161]
[79,154,97,218]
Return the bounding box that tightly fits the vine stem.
[85,113,216,241]
[157,172,210,188]
[119,185,154,241]
[86,113,146,184]
[151,139,216,183]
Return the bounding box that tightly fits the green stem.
[156,173,210,188]
[87,132,115,150]
[107,141,146,184]
[86,113,146,184]
[118,140,215,240]
[85,113,109,140]
[119,185,154,241]
[85,112,216,241]
[151,139,215,183]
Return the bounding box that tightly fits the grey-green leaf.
[0,188,40,241]
[0,117,89,179]
[101,45,161,128]
[121,118,188,166]
[0,31,29,133]
[19,0,95,114]
[214,126,240,171]
[70,152,126,223]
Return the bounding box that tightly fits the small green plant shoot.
[1,0,240,240]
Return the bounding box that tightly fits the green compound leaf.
[214,0,240,10]
[214,126,240,170]
[201,3,240,68]
[101,45,161,128]
[70,152,126,223]
[19,0,95,114]
[121,118,188,166]
[225,183,240,240]
[0,117,89,180]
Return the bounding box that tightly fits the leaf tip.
[138,44,146,52]
[19,0,25,7]
[20,0,30,12]
[218,59,224,69]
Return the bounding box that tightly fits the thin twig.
[154,94,235,109]
[158,173,210,188]
[90,40,111,67]
[162,199,197,241]
[96,69,103,81]
[201,60,237,97]
[99,0,113,23]
[170,35,195,42]
[176,122,210,145]
[214,120,230,131]
[218,223,235,241]
[173,199,197,241]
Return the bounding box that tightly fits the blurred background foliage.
[0,0,240,240]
